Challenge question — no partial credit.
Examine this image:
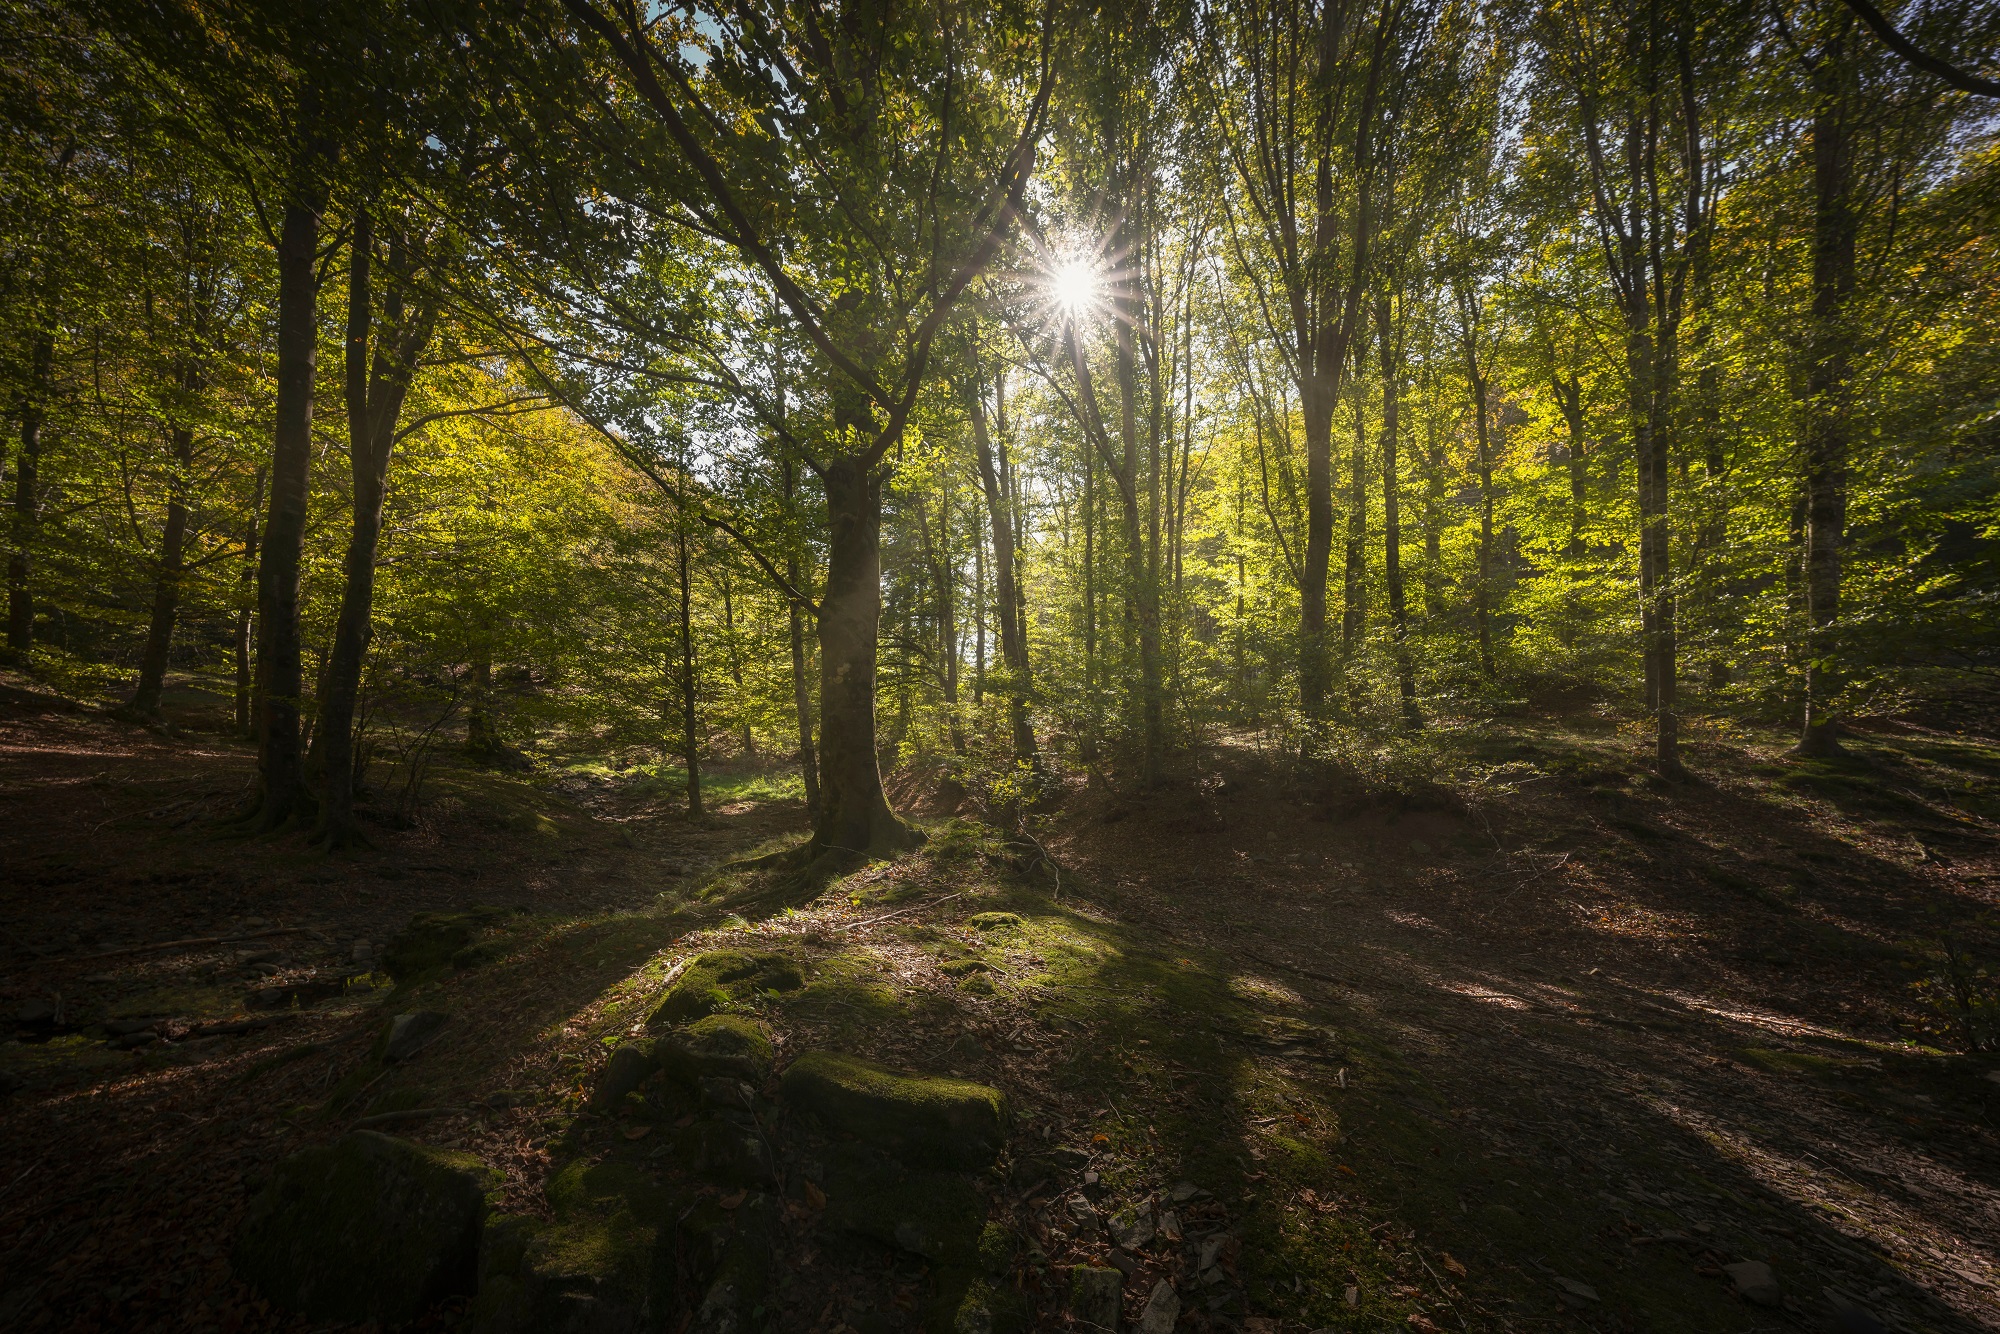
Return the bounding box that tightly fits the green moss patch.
[781,1051,1008,1169]
[653,1012,776,1085]
[647,949,804,1027]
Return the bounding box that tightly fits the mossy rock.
[966,912,1022,932]
[381,907,515,982]
[588,1043,659,1115]
[681,1116,778,1187]
[654,1013,776,1085]
[463,1215,544,1334]
[930,1271,1032,1334]
[826,1170,987,1265]
[686,1193,780,1332]
[232,1130,497,1324]
[452,938,509,971]
[647,951,804,1028]
[781,1052,1008,1170]
[938,958,989,977]
[958,975,997,996]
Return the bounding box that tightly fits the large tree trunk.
[969,372,1035,762]
[1377,296,1419,728]
[6,328,53,655]
[316,212,436,849]
[249,189,328,830]
[1798,34,1855,758]
[130,422,196,718]
[812,456,910,857]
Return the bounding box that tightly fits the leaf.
[622,1124,652,1140]
[804,1179,826,1209]
[1440,1252,1467,1277]
[719,1189,747,1209]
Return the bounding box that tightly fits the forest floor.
[2,678,1998,1334]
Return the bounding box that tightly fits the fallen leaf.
[622,1124,652,1141]
[1092,1133,1110,1145]
[1440,1252,1467,1278]
[1345,1285,1360,1307]
[804,1179,827,1209]
[1408,1316,1444,1332]
[675,1114,696,1128]
[1336,1164,1357,1176]
[719,1189,747,1209]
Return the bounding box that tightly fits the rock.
[828,1170,987,1265]
[967,912,1022,932]
[1167,1181,1202,1203]
[1552,1276,1599,1302]
[1070,1266,1123,1331]
[699,1076,756,1111]
[380,908,514,982]
[232,1130,496,1323]
[103,1017,161,1037]
[14,999,55,1025]
[377,1010,450,1064]
[687,1117,778,1187]
[1828,1300,1890,1334]
[1108,1202,1155,1250]
[0,1069,23,1097]
[114,1031,160,1050]
[350,940,374,964]
[1157,1210,1182,1242]
[653,1013,777,1085]
[451,939,509,971]
[1137,1279,1180,1334]
[1724,1260,1782,1307]
[648,951,804,1028]
[462,1214,542,1334]
[959,975,997,996]
[780,1051,1007,1170]
[1194,1236,1227,1272]
[588,1042,657,1115]
[935,1273,1031,1334]
[939,958,990,977]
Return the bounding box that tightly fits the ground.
[2,681,1998,1333]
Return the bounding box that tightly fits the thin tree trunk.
[1470,368,1497,679]
[813,455,910,856]
[235,467,265,736]
[972,522,985,706]
[249,185,328,830]
[718,570,756,761]
[1342,366,1367,658]
[1112,269,1164,784]
[781,458,819,816]
[1799,32,1855,757]
[130,421,196,718]
[679,522,702,818]
[6,328,53,654]
[1553,371,1588,558]
[316,211,437,848]
[969,369,1035,763]
[1378,296,1419,727]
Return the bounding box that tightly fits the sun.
[1049,258,1101,318]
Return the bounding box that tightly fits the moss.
[231,1131,497,1324]
[938,958,989,977]
[929,1271,1031,1334]
[966,912,1022,932]
[780,1051,1008,1170]
[654,1012,776,1085]
[958,975,997,996]
[381,907,516,982]
[647,950,804,1028]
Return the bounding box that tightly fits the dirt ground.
[2,689,1998,1333]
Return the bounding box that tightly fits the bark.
[7,328,53,654]
[972,524,985,705]
[969,372,1035,762]
[234,468,265,736]
[130,421,196,718]
[678,523,702,818]
[316,211,438,849]
[1112,270,1164,784]
[813,455,910,856]
[1799,32,1855,757]
[249,187,328,830]
[718,570,756,761]
[1342,370,1367,657]
[781,458,819,817]
[1377,296,1419,727]
[1552,371,1589,558]
[1469,362,1497,679]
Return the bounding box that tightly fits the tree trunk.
[1553,371,1588,558]
[782,459,819,816]
[1342,370,1367,658]
[6,328,53,655]
[1798,34,1855,758]
[972,524,985,706]
[234,467,265,736]
[812,456,910,856]
[130,423,196,718]
[969,372,1035,763]
[718,570,756,761]
[1378,296,1419,728]
[316,211,436,849]
[678,522,702,818]
[249,189,327,830]
[1470,368,1497,679]
[1113,278,1164,784]
[1630,319,1682,775]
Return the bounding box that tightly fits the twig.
[58,926,318,965]
[836,891,968,932]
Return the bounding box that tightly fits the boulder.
[589,1043,659,1115]
[1724,1260,1782,1307]
[827,1170,986,1265]
[932,1273,1031,1334]
[232,1130,497,1324]
[654,1013,776,1085]
[375,1010,450,1065]
[1136,1279,1179,1334]
[780,1052,1007,1170]
[648,952,804,1028]
[685,1117,778,1187]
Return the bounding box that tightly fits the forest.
[2,0,2000,1331]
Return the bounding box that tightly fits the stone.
[350,940,374,964]
[939,958,990,976]
[1552,1277,1599,1302]
[780,1051,1007,1170]
[1137,1279,1180,1334]
[647,951,804,1028]
[1724,1260,1782,1307]
[1108,1203,1155,1250]
[828,1171,987,1265]
[232,1130,496,1324]
[653,1013,777,1086]
[1070,1266,1123,1331]
[967,912,1022,932]
[699,1076,756,1111]
[381,912,485,981]
[935,1273,1031,1334]
[377,1010,450,1065]
[14,999,55,1025]
[1168,1181,1202,1203]
[686,1117,778,1187]
[588,1042,658,1115]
